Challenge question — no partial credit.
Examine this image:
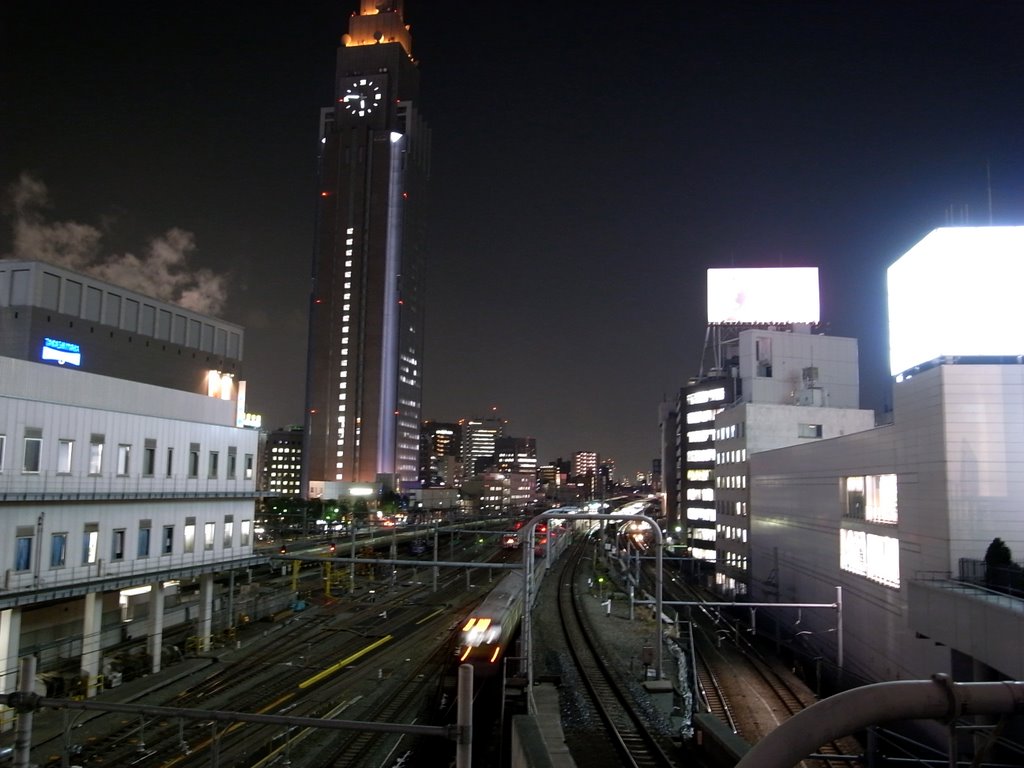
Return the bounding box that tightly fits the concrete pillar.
[0,608,22,731]
[197,573,214,652]
[147,582,165,674]
[81,592,103,698]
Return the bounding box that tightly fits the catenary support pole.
[13,656,34,768]
[456,663,473,768]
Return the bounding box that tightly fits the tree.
[984,537,1022,594]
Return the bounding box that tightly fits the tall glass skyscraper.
[304,1,430,496]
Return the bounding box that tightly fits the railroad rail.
[663,574,863,768]
[557,542,677,768]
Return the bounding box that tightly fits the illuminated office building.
[264,426,305,497]
[305,0,431,496]
[460,416,505,478]
[420,420,461,486]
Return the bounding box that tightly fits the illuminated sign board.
[707,267,820,325]
[40,337,81,367]
[207,370,234,400]
[888,227,1024,376]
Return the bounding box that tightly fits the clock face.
[341,78,383,117]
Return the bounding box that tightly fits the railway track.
[556,542,677,768]
[300,641,451,766]
[661,574,863,767]
[33,547,505,768]
[691,641,739,735]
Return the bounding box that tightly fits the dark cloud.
[4,174,230,316]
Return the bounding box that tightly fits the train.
[455,520,570,677]
[456,569,525,676]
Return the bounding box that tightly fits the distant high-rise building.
[304,1,431,496]
[572,451,598,478]
[496,436,538,475]
[420,420,461,486]
[264,426,305,497]
[460,415,505,478]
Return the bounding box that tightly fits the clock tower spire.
[343,1,413,57]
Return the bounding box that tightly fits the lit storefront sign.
[40,337,82,367]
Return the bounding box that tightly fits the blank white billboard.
[887,227,1024,376]
[706,267,820,325]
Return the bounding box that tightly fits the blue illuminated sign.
[40,337,82,367]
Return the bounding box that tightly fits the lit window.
[184,520,196,554]
[58,439,74,474]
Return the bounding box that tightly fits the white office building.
[0,260,262,712]
[745,228,1024,756]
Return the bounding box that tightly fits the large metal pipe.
[734,675,1024,768]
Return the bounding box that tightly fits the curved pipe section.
[734,675,1024,768]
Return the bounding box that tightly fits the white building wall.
[929,364,1024,563]
[738,329,861,408]
[749,364,1024,685]
[740,403,877,451]
[0,358,257,592]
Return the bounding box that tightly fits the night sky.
[4,2,1024,477]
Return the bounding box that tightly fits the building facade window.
[89,435,104,475]
[138,522,151,558]
[50,533,67,568]
[204,522,215,551]
[23,429,42,473]
[112,529,126,560]
[57,439,74,474]
[82,524,99,565]
[188,444,200,478]
[223,517,234,548]
[14,528,33,572]
[117,444,131,476]
[0,434,5,472]
[184,518,196,553]
[798,423,823,439]
[843,474,898,524]
[227,447,237,479]
[241,519,252,547]
[143,440,156,477]
[166,447,174,478]
[208,451,219,479]
[245,454,254,480]
[162,525,174,555]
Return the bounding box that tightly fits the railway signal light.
[329,542,337,553]
[279,545,287,555]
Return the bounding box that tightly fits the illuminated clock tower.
[304,0,430,496]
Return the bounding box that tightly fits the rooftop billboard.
[887,227,1024,376]
[706,267,820,325]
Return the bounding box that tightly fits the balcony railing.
[0,469,259,502]
[0,551,267,606]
